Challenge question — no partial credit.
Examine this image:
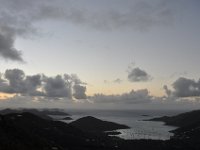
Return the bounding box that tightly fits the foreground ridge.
[0,109,200,150]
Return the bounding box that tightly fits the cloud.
[128,67,152,82]
[1,0,197,62]
[90,89,152,104]
[163,85,172,97]
[1,0,179,30]
[0,69,87,99]
[1,70,200,109]
[0,69,27,93]
[24,75,44,96]
[65,0,176,31]
[172,77,200,97]
[104,78,123,84]
[169,71,188,79]
[0,69,44,96]
[0,95,74,109]
[113,78,123,84]
[43,75,72,98]
[0,33,23,61]
[73,84,87,99]
[162,77,200,105]
[0,0,62,61]
[0,0,178,61]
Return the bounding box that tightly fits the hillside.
[0,110,200,150]
[148,109,200,147]
[0,108,70,120]
[70,116,130,132]
[0,112,117,150]
[148,109,200,128]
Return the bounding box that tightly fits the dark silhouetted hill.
[39,109,70,116]
[148,109,200,149]
[1,109,200,150]
[0,112,120,150]
[62,116,73,120]
[148,109,200,128]
[0,108,70,120]
[70,116,130,132]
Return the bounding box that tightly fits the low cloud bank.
[0,69,87,100]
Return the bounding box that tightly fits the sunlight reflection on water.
[52,109,181,140]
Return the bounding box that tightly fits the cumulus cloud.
[0,69,87,99]
[172,77,200,97]
[128,67,152,82]
[73,84,87,99]
[0,0,179,61]
[0,69,44,96]
[0,33,23,61]
[1,70,200,109]
[24,75,44,96]
[44,75,72,98]
[162,77,200,105]
[0,69,26,93]
[90,89,152,104]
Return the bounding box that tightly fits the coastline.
[53,109,181,140]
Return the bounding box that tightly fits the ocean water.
[58,109,188,140]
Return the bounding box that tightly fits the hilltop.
[148,109,200,128]
[70,116,130,132]
[0,108,70,120]
[0,112,117,150]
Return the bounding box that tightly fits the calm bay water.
[58,109,188,140]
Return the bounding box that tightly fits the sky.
[0,0,200,110]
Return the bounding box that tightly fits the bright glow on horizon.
[0,93,15,100]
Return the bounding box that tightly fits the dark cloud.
[91,89,152,104]
[4,69,26,93]
[128,67,152,82]
[0,69,87,99]
[73,84,87,99]
[0,0,180,31]
[24,75,43,96]
[0,0,63,61]
[163,85,172,97]
[44,75,72,98]
[0,69,43,95]
[1,70,200,108]
[59,0,176,31]
[0,33,23,61]
[0,0,179,61]
[172,77,200,97]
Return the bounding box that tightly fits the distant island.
[141,114,150,117]
[0,108,70,120]
[70,116,130,132]
[62,116,73,120]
